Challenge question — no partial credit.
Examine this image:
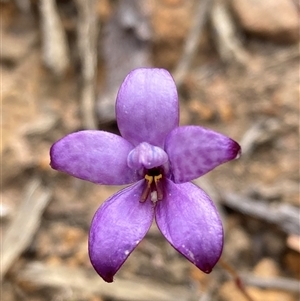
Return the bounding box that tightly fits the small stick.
[210,0,249,65]
[222,192,300,235]
[1,179,51,281]
[219,258,255,301]
[242,274,300,293]
[239,119,281,158]
[173,0,212,87]
[39,0,70,76]
[75,0,98,129]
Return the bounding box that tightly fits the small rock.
[230,0,299,43]
[253,257,280,277]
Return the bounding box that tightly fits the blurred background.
[1,0,299,300]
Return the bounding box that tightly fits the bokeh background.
[1,0,299,300]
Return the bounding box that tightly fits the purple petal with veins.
[155,179,223,273]
[89,180,154,282]
[116,68,179,147]
[165,126,241,183]
[50,130,140,185]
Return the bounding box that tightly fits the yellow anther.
[141,173,163,202]
[154,174,162,183]
[145,174,153,186]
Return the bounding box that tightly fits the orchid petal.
[165,126,241,183]
[155,180,223,273]
[50,130,140,185]
[127,142,168,170]
[89,181,154,282]
[116,68,179,147]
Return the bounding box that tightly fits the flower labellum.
[50,68,241,282]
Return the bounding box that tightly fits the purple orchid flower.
[50,68,241,283]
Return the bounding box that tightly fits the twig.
[239,119,281,158]
[222,192,300,235]
[173,0,212,87]
[1,179,51,281]
[39,0,70,76]
[210,0,249,65]
[196,177,299,235]
[75,0,98,129]
[241,274,300,293]
[219,259,255,301]
[17,262,195,301]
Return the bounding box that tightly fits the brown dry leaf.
[253,257,280,278]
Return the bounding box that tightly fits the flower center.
[140,167,164,203]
